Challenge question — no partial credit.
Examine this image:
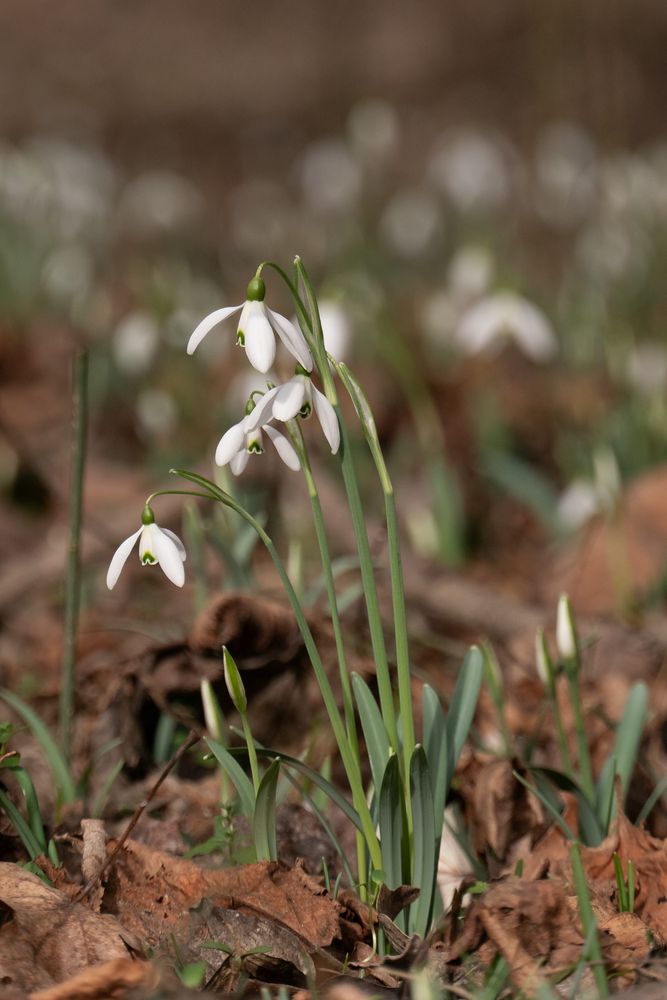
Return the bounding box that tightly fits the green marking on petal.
[141,552,157,565]
[299,402,312,419]
[247,439,263,454]
[236,330,245,346]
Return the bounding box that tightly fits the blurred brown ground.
[0,0,665,178]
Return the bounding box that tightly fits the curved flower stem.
[333,361,415,836]
[293,259,399,761]
[287,420,367,891]
[171,468,383,871]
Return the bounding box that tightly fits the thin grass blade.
[0,690,77,803]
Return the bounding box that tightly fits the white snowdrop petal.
[215,421,246,466]
[313,387,340,453]
[268,309,314,371]
[187,304,242,355]
[153,528,185,587]
[244,302,276,373]
[243,386,280,433]
[106,528,142,589]
[230,449,249,476]
[161,528,187,561]
[272,378,307,421]
[265,425,300,471]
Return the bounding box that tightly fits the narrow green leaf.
[352,673,391,794]
[0,690,77,803]
[612,682,648,805]
[205,738,256,818]
[513,771,577,841]
[422,685,448,840]
[12,767,47,851]
[595,755,616,836]
[378,754,403,890]
[530,766,603,845]
[446,646,483,782]
[570,842,609,996]
[0,788,43,859]
[221,745,363,832]
[409,746,437,937]
[636,774,667,825]
[253,758,280,861]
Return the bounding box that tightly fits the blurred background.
[1,0,667,625]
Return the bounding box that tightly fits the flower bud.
[200,678,225,741]
[556,594,578,661]
[223,646,247,714]
[535,627,557,688]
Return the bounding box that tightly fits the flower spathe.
[187,276,313,375]
[215,407,300,475]
[106,505,186,589]
[245,372,340,454]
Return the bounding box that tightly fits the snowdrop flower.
[187,276,313,375]
[456,291,557,362]
[437,806,474,911]
[215,398,300,475]
[245,371,340,454]
[107,505,186,589]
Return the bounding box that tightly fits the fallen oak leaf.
[28,957,158,1000]
[0,863,140,993]
[104,838,341,952]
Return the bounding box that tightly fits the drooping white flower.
[437,805,475,911]
[106,505,186,589]
[456,291,557,362]
[245,372,340,454]
[215,404,300,475]
[187,276,313,375]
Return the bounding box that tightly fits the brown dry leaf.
[0,863,137,993]
[547,464,667,615]
[190,592,304,666]
[104,838,340,952]
[28,957,157,1000]
[80,819,107,913]
[183,900,315,988]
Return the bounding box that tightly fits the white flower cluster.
[108,273,340,589]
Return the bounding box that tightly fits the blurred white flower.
[557,447,621,531]
[41,243,94,307]
[298,138,363,215]
[627,341,667,394]
[437,806,474,911]
[117,170,203,238]
[418,289,458,349]
[534,121,598,228]
[28,137,116,239]
[107,506,186,589]
[379,188,442,258]
[136,388,178,437]
[246,375,340,454]
[112,311,159,376]
[347,99,400,166]
[428,130,510,211]
[447,245,494,303]
[557,480,601,532]
[215,408,300,475]
[187,277,313,374]
[456,291,557,362]
[299,299,351,360]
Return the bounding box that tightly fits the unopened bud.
[535,628,557,688]
[223,646,247,714]
[556,594,578,662]
[200,678,225,741]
